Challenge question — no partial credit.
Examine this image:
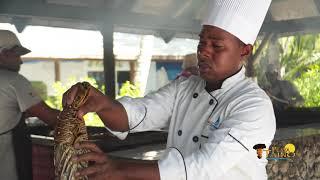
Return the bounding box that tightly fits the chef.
[64,0,276,179]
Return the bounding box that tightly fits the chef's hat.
[202,0,272,45]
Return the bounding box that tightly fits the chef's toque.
[202,0,272,45]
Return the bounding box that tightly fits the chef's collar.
[221,66,246,89]
[203,66,246,93]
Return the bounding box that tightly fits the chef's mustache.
[198,62,211,68]
[197,56,210,64]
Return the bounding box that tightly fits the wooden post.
[246,33,274,77]
[101,24,115,99]
[54,60,60,82]
[129,61,136,83]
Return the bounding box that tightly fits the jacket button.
[178,130,182,136]
[193,136,199,142]
[193,93,198,98]
[209,99,214,105]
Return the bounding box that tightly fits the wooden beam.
[1,0,320,37]
[275,108,320,128]
[0,0,104,21]
[0,0,201,34]
[101,24,116,98]
[103,12,202,34]
[161,0,190,18]
[246,33,274,77]
[253,33,274,66]
[129,61,135,83]
[315,0,320,13]
[11,16,29,33]
[54,60,60,82]
[261,16,320,35]
[113,0,137,11]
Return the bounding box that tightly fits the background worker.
[0,30,60,180]
[176,53,199,79]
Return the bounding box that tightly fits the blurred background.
[1,0,320,179]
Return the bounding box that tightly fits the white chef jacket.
[118,67,276,180]
[0,69,42,180]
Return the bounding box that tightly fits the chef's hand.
[62,82,108,118]
[73,142,124,180]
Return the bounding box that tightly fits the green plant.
[278,34,320,80]
[253,34,320,108]
[45,76,104,127]
[45,77,141,127]
[31,81,48,99]
[117,81,142,98]
[293,64,320,107]
[276,34,320,107]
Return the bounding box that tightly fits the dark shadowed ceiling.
[1,0,320,40]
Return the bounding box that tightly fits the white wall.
[20,59,166,97]
[60,61,88,85]
[20,61,56,95]
[20,60,89,96]
[20,60,134,96]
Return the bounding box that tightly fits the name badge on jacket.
[210,117,222,130]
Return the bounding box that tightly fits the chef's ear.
[240,44,253,57]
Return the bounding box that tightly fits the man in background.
[0,30,60,180]
[176,53,199,79]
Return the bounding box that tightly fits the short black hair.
[253,144,266,149]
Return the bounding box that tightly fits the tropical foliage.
[278,34,320,80]
[269,34,320,107]
[45,77,141,127]
[118,81,141,98]
[293,64,320,107]
[254,33,320,108]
